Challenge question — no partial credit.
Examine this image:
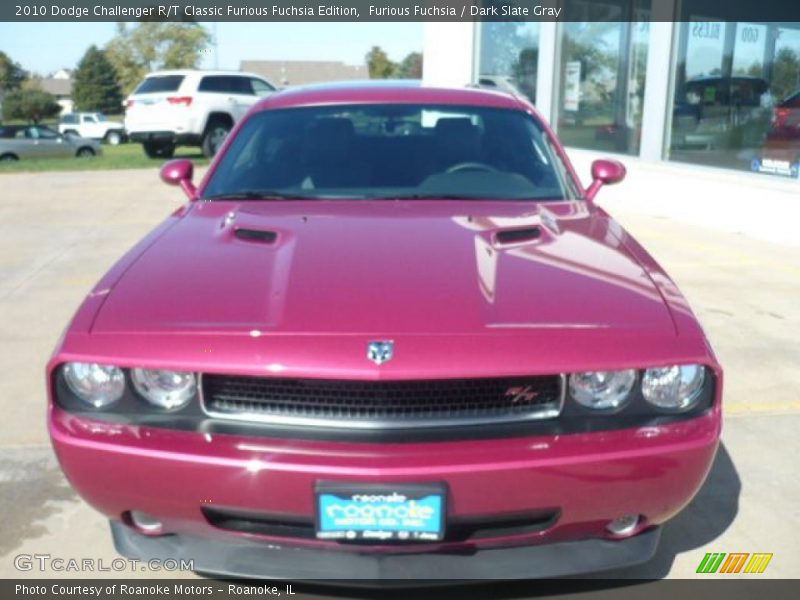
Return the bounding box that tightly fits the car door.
[80,114,102,139]
[32,126,72,157]
[15,127,46,158]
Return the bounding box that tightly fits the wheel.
[143,141,176,159]
[63,129,79,138]
[76,147,95,158]
[0,153,19,162]
[105,130,123,145]
[202,121,231,158]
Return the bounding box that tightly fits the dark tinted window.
[199,76,253,94]
[134,75,184,94]
[203,104,573,201]
[60,114,78,125]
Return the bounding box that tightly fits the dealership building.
[423,1,800,179]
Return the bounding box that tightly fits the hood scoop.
[495,226,542,245]
[234,228,278,244]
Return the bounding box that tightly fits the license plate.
[315,482,446,542]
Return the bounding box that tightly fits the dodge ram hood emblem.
[367,341,394,365]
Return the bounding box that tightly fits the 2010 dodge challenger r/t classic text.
[47,82,722,581]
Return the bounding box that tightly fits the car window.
[198,76,225,93]
[250,78,275,97]
[199,76,253,95]
[60,114,78,125]
[82,115,97,123]
[134,75,185,94]
[36,127,60,139]
[203,104,575,201]
[230,76,253,94]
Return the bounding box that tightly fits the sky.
[0,22,423,75]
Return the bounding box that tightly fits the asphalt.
[0,159,798,588]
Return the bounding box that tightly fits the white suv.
[58,112,127,145]
[124,70,277,158]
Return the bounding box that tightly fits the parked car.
[672,76,771,150]
[760,89,800,167]
[48,82,721,581]
[0,125,101,161]
[124,69,277,158]
[59,112,127,145]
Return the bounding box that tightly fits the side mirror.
[160,159,197,200]
[585,159,626,202]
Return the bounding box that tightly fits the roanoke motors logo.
[696,552,773,574]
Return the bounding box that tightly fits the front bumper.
[50,404,719,579]
[112,519,661,581]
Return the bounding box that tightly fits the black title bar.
[4,1,800,23]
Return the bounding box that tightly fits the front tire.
[105,131,123,146]
[0,153,19,162]
[143,141,175,159]
[76,147,95,158]
[202,121,231,158]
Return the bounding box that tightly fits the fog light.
[606,514,641,536]
[127,510,163,534]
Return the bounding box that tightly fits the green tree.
[396,52,423,79]
[365,46,396,79]
[72,46,123,114]
[0,51,25,92]
[2,88,60,123]
[105,23,211,95]
[771,47,800,102]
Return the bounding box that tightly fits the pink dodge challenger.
[48,83,721,580]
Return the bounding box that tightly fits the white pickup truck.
[58,112,127,145]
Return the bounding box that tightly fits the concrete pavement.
[0,161,797,584]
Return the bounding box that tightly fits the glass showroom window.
[477,22,540,102]
[554,0,652,155]
[669,16,800,177]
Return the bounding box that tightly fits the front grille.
[202,506,560,543]
[201,374,563,429]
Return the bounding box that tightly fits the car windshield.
[202,104,575,201]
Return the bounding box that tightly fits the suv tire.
[143,141,176,159]
[202,119,232,158]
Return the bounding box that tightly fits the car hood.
[90,200,676,337]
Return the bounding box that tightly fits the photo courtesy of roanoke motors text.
[1,0,799,598]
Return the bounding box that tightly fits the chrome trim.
[198,373,566,430]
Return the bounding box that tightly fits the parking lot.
[0,158,798,585]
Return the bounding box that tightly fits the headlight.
[642,365,706,411]
[131,368,196,410]
[569,370,636,410]
[63,362,125,408]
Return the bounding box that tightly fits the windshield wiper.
[202,190,326,201]
[370,193,487,200]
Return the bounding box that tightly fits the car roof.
[254,80,526,111]
[144,69,267,79]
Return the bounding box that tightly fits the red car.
[48,83,722,581]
